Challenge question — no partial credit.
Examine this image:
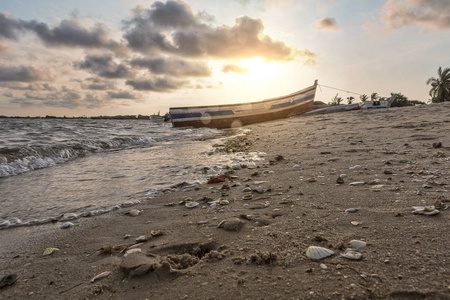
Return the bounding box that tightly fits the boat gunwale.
[169,84,317,111]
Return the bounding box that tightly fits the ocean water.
[0,118,264,229]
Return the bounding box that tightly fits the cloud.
[0,12,125,53]
[0,82,56,91]
[0,64,51,82]
[9,90,83,108]
[0,12,27,39]
[316,17,340,31]
[107,91,137,99]
[130,57,211,77]
[75,54,132,79]
[125,77,186,91]
[221,63,249,74]
[382,0,450,30]
[123,1,301,61]
[81,78,115,90]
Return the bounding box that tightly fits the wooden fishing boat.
[360,95,396,109]
[169,80,318,128]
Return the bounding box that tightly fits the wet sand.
[1,102,449,299]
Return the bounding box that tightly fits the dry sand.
[1,102,450,300]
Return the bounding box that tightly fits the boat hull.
[169,82,317,128]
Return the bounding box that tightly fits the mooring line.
[318,84,364,96]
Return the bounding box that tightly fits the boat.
[360,95,396,109]
[169,80,318,128]
[306,103,360,115]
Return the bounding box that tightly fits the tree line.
[330,66,449,106]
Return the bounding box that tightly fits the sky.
[0,0,449,117]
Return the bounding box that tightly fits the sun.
[238,58,283,82]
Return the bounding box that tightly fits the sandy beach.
[1,102,449,300]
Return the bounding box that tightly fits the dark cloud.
[149,0,198,28]
[130,57,211,77]
[382,0,450,30]
[125,77,185,91]
[81,78,115,90]
[0,82,56,91]
[75,54,132,79]
[107,91,137,99]
[0,12,26,39]
[221,63,248,74]
[316,17,340,31]
[0,64,50,82]
[9,91,83,108]
[0,13,126,53]
[123,2,300,61]
[84,94,104,108]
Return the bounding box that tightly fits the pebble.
[253,186,264,194]
[340,174,347,178]
[336,177,344,184]
[128,209,140,216]
[293,164,301,169]
[345,208,358,213]
[60,222,74,229]
[349,165,361,170]
[349,182,365,186]
[320,263,328,270]
[242,187,252,193]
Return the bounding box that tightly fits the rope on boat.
[318,84,363,96]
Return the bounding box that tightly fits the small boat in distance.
[169,80,318,128]
[360,95,396,109]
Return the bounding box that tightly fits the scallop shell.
[43,247,59,256]
[185,201,199,208]
[305,246,334,260]
[350,240,366,249]
[340,249,363,261]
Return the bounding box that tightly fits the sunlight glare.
[238,58,283,82]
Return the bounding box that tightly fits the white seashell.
[124,248,141,257]
[320,263,328,270]
[128,209,140,216]
[349,182,365,186]
[185,201,199,208]
[60,222,74,229]
[306,246,334,260]
[90,271,111,283]
[43,247,59,256]
[350,240,366,249]
[135,235,148,243]
[341,249,363,260]
[340,174,347,178]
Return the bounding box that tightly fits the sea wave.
[0,136,153,177]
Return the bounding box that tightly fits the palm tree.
[330,93,343,106]
[370,92,379,101]
[360,94,368,102]
[426,67,450,103]
[347,96,355,104]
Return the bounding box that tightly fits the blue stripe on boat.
[171,112,202,119]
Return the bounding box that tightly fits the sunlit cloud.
[222,63,249,74]
[0,64,53,82]
[130,57,211,77]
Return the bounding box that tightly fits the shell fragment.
[305,246,334,260]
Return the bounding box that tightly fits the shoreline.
[1,103,449,299]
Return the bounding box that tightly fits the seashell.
[336,177,344,184]
[242,187,252,193]
[351,221,360,226]
[219,200,230,205]
[305,246,334,260]
[345,208,358,213]
[412,206,440,215]
[43,247,59,256]
[60,222,74,229]
[127,209,140,216]
[253,186,264,194]
[242,194,253,200]
[349,182,365,186]
[135,235,148,243]
[320,263,328,270]
[124,248,141,257]
[293,164,301,169]
[341,249,363,261]
[90,271,111,283]
[127,243,144,250]
[185,201,199,208]
[340,174,347,178]
[350,240,366,249]
[307,177,316,183]
[151,230,163,237]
